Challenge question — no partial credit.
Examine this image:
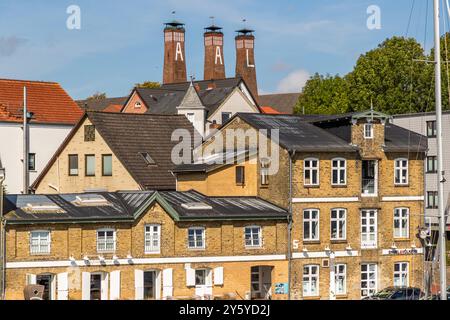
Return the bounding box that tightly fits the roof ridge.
[87,110,189,118]
[0,78,59,85]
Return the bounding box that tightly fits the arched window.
[304,158,319,186]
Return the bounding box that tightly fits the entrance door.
[194,269,213,298]
[143,271,156,300]
[250,266,272,300]
[90,274,102,300]
[36,274,54,300]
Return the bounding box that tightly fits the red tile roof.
[103,104,123,113]
[0,79,83,124]
[260,106,282,114]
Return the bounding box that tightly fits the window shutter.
[26,274,36,285]
[57,272,69,300]
[110,271,121,300]
[163,268,173,298]
[186,266,195,287]
[214,267,224,285]
[134,269,144,300]
[82,272,91,300]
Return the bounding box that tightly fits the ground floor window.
[361,263,377,297]
[303,265,319,297]
[334,264,346,295]
[393,262,409,287]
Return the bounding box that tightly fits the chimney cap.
[164,20,185,29]
[235,28,254,35]
[205,24,223,32]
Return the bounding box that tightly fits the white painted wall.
[0,122,72,194]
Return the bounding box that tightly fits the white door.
[194,269,212,299]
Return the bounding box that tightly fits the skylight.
[140,152,156,165]
[181,202,212,210]
[73,194,109,206]
[25,203,63,213]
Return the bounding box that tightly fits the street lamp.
[0,166,5,300]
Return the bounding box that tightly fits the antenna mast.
[433,0,447,300]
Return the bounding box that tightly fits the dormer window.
[364,123,373,139]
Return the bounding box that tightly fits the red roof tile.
[0,78,83,124]
[103,104,123,113]
[260,106,283,114]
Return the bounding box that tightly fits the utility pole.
[433,0,447,300]
[23,86,29,195]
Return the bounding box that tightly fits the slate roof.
[0,78,83,124]
[3,190,288,224]
[32,111,196,191]
[310,112,428,152]
[77,97,128,112]
[237,113,358,153]
[258,93,301,114]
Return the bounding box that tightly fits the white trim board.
[292,197,359,203]
[6,254,287,269]
[381,196,424,202]
[292,250,359,259]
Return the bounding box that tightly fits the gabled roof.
[236,113,358,153]
[125,77,258,117]
[77,97,128,112]
[3,190,288,224]
[258,93,301,114]
[32,111,196,191]
[177,83,205,110]
[0,78,83,125]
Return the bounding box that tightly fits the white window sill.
[145,251,161,255]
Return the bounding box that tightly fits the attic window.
[140,152,156,166]
[364,123,373,139]
[73,194,109,206]
[181,202,212,210]
[135,101,142,109]
[25,203,64,214]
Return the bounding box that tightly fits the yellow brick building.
[2,190,289,300]
[175,110,427,299]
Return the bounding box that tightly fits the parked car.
[362,287,423,300]
[420,286,450,300]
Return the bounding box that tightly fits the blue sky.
[0,0,438,99]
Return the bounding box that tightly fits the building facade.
[3,190,288,300]
[175,111,427,299]
[0,79,83,194]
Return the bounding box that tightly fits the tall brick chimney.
[203,24,225,80]
[163,20,187,84]
[235,28,258,98]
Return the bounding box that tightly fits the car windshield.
[373,288,396,298]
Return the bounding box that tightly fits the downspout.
[287,149,295,300]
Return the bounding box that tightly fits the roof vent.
[181,202,212,210]
[140,152,157,166]
[73,194,109,206]
[25,203,64,213]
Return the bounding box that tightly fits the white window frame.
[96,228,116,253]
[30,230,51,255]
[134,101,142,109]
[304,158,319,186]
[303,265,319,297]
[393,262,409,287]
[331,208,347,241]
[144,224,161,254]
[361,210,377,249]
[331,158,347,185]
[334,264,347,295]
[394,158,409,185]
[244,226,262,248]
[361,263,377,298]
[364,123,373,139]
[188,227,205,249]
[303,209,320,241]
[394,208,409,238]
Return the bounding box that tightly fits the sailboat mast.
[433,0,447,300]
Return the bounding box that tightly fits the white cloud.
[276,69,310,93]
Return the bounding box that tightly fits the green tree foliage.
[134,81,161,89]
[295,36,441,115]
[294,73,349,115]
